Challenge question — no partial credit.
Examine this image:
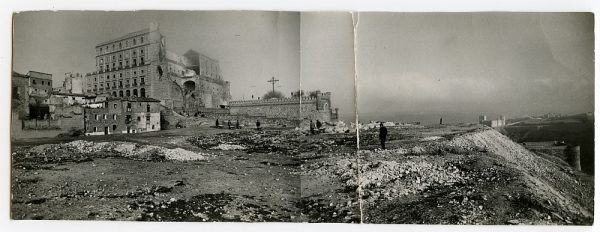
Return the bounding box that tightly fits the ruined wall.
[229,95,333,124]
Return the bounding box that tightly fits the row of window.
[31,79,51,86]
[93,88,146,98]
[98,47,146,65]
[99,57,146,72]
[98,35,145,55]
[92,68,146,82]
[92,77,145,89]
[92,113,151,121]
[91,124,156,133]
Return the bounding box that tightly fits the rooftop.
[96,28,151,47]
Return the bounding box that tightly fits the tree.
[263,90,284,100]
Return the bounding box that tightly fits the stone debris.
[23,140,208,162]
[210,144,247,151]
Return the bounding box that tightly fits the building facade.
[83,97,161,136]
[83,22,231,112]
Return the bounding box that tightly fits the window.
[93,127,97,132]
[140,36,144,43]
[146,116,150,121]
[104,102,108,108]
[107,83,110,88]
[140,49,144,55]
[140,57,144,65]
[112,44,115,50]
[119,54,122,59]
[100,58,103,64]
[133,51,136,57]
[146,104,150,112]
[104,114,107,120]
[133,39,136,45]
[113,103,117,109]
[133,71,136,75]
[95,114,99,120]
[119,81,123,87]
[152,125,155,129]
[140,88,145,97]
[126,90,130,97]
[113,114,117,120]
[125,41,128,47]
[113,125,117,131]
[133,89,138,97]
[141,77,145,84]
[94,78,97,81]
[119,91,123,97]
[119,73,122,78]
[100,48,102,53]
[141,70,144,74]
[137,116,141,121]
[33,80,36,84]
[119,43,122,49]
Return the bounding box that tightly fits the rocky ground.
[357,124,594,225]
[10,122,594,224]
[11,124,359,222]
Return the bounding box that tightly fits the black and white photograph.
[355,12,594,225]
[3,4,597,231]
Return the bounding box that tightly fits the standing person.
[256,120,261,131]
[316,120,322,130]
[236,120,240,129]
[216,119,219,128]
[227,120,232,129]
[439,117,443,125]
[379,122,388,150]
[309,120,315,135]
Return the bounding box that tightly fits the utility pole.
[267,76,279,93]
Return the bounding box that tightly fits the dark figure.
[227,120,232,129]
[309,120,315,135]
[316,120,322,129]
[439,117,443,125]
[236,120,240,129]
[216,119,219,127]
[379,122,388,150]
[256,120,261,131]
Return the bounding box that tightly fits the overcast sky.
[357,12,594,123]
[13,11,300,101]
[13,11,358,121]
[14,12,593,124]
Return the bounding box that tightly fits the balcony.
[140,82,146,86]
[132,83,138,87]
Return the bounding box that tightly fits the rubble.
[19,140,208,162]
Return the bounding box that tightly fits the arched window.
[133,89,138,97]
[126,90,130,97]
[140,88,146,97]
[112,91,117,97]
[119,90,123,97]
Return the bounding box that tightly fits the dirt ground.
[10,123,594,224]
[11,125,360,222]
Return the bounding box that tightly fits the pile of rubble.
[20,140,209,162]
[356,157,466,201]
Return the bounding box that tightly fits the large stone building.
[83,97,161,135]
[83,22,231,112]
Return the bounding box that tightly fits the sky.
[13,12,594,124]
[356,12,594,124]
[12,11,300,103]
[13,11,357,121]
